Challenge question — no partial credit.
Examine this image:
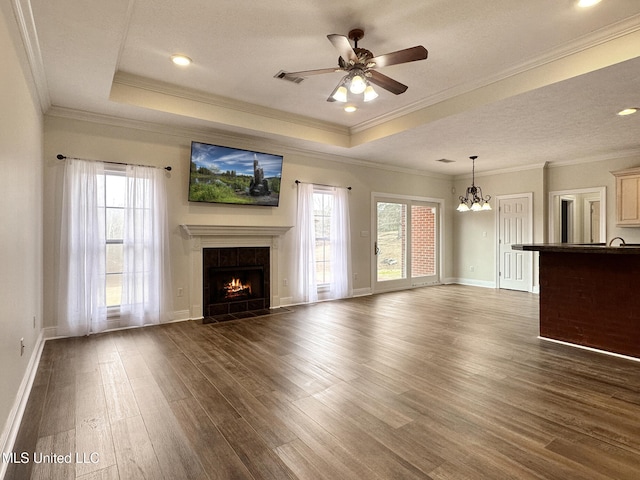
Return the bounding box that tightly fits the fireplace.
[203,247,270,321]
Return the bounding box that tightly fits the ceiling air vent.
[436,158,455,163]
[274,70,305,84]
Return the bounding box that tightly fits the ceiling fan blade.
[369,46,428,69]
[368,70,408,95]
[275,68,341,84]
[327,34,358,63]
[279,67,341,78]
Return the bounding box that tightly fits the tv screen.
[188,141,283,206]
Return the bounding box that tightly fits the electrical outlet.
[177,287,183,297]
[283,278,288,286]
[353,273,358,281]
[470,265,475,272]
[20,338,25,356]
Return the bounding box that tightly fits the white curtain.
[292,183,352,304]
[58,159,107,336]
[58,159,172,336]
[293,182,318,304]
[330,187,353,299]
[120,165,173,326]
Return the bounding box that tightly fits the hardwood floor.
[6,285,640,479]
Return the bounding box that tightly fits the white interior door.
[498,195,532,292]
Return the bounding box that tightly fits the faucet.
[608,237,626,247]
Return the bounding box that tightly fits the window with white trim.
[104,169,125,308]
[313,189,333,288]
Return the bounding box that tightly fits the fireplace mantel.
[181,224,292,237]
[181,224,291,319]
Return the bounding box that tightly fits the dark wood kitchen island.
[513,243,640,360]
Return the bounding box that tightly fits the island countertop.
[512,243,640,254]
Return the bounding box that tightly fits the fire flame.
[224,278,251,297]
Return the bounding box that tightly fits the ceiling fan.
[275,29,428,103]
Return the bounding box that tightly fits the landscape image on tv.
[188,141,283,206]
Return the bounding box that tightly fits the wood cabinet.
[612,166,640,227]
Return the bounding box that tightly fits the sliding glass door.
[373,195,439,292]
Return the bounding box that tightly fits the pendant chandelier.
[457,155,492,212]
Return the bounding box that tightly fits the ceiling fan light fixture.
[617,107,638,116]
[170,54,192,66]
[344,105,357,113]
[577,0,601,7]
[363,85,378,102]
[332,86,348,102]
[349,74,367,94]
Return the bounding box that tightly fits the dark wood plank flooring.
[5,285,640,479]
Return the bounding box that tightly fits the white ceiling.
[15,0,640,175]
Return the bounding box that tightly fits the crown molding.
[49,106,640,182]
[546,148,640,169]
[10,0,51,112]
[453,162,547,181]
[45,106,452,180]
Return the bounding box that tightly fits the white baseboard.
[280,288,372,308]
[42,309,195,339]
[170,310,191,322]
[0,329,46,480]
[279,297,294,307]
[449,278,497,289]
[353,287,372,297]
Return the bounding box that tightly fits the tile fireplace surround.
[180,225,291,319]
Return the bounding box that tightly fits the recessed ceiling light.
[170,54,192,66]
[577,0,601,7]
[344,105,357,113]
[618,108,638,116]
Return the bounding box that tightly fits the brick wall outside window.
[411,205,436,277]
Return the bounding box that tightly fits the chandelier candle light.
[457,155,492,212]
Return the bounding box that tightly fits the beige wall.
[452,165,545,286]
[42,115,455,327]
[0,3,44,450]
[452,154,640,288]
[548,154,640,244]
[42,113,640,324]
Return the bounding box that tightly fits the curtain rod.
[56,154,172,171]
[295,180,351,190]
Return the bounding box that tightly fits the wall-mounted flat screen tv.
[188,141,283,206]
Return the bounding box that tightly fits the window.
[293,182,351,304]
[104,169,125,308]
[58,158,172,336]
[313,190,333,287]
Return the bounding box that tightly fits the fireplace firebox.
[210,266,264,303]
[203,247,270,321]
